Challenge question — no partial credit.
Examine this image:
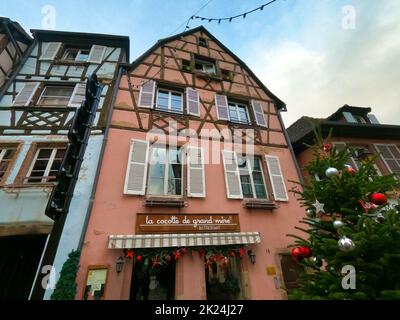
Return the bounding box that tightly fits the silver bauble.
[325,167,339,178]
[311,256,323,267]
[306,208,316,218]
[333,220,345,229]
[338,236,355,251]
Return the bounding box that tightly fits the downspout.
[276,109,305,186]
[77,65,124,250]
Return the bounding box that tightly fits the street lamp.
[247,250,256,264]
[116,256,125,274]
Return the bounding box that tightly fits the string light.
[192,0,277,24]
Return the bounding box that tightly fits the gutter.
[77,66,123,250]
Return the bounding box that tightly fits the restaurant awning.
[108,232,261,249]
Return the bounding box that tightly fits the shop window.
[205,256,243,300]
[147,146,182,196]
[26,147,66,183]
[130,257,175,300]
[237,155,268,199]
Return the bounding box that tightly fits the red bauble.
[174,251,181,260]
[136,255,143,262]
[299,246,312,258]
[230,251,236,257]
[291,247,303,261]
[370,193,387,205]
[323,143,332,153]
[239,248,246,258]
[344,165,356,176]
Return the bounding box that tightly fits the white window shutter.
[215,94,229,121]
[186,88,200,116]
[68,83,86,107]
[342,111,356,123]
[123,139,150,195]
[251,100,267,127]
[39,42,62,61]
[265,155,288,201]
[12,82,40,106]
[221,150,243,199]
[87,45,106,64]
[138,80,156,108]
[187,146,206,197]
[367,114,380,124]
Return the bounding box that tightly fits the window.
[198,37,207,47]
[62,48,90,62]
[181,59,191,72]
[26,147,66,183]
[37,86,74,106]
[221,69,233,81]
[0,146,17,182]
[375,144,400,179]
[194,57,216,74]
[353,115,366,124]
[228,102,249,124]
[156,89,183,113]
[237,155,268,199]
[147,146,182,196]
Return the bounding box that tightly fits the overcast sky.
[1,0,399,127]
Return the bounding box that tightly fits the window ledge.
[243,199,277,210]
[144,197,186,208]
[194,71,222,81]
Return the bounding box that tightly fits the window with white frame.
[62,48,90,62]
[0,146,17,182]
[26,147,66,183]
[37,86,74,106]
[375,144,400,179]
[156,89,183,113]
[147,146,182,196]
[237,154,268,199]
[228,102,250,124]
[194,57,216,74]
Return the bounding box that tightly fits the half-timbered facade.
[0,28,129,299]
[76,26,304,300]
[0,18,32,90]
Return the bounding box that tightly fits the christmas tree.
[288,135,400,299]
[51,250,80,300]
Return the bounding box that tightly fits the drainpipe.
[276,109,304,186]
[77,66,124,250]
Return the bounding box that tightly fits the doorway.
[130,257,176,300]
[0,234,47,299]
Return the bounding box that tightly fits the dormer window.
[198,37,207,48]
[353,115,366,124]
[194,56,216,74]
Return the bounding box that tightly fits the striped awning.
[108,232,261,249]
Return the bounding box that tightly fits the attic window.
[353,115,367,124]
[194,56,216,74]
[198,37,207,47]
[181,59,192,72]
[62,48,90,62]
[221,69,234,81]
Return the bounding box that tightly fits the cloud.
[245,1,400,127]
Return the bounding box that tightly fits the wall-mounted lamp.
[116,256,125,274]
[248,250,256,264]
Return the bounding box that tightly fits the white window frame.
[238,154,268,200]
[37,85,75,107]
[195,58,216,74]
[26,147,64,183]
[228,102,250,124]
[62,48,90,62]
[147,145,183,196]
[156,89,183,113]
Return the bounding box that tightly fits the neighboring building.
[76,26,304,300]
[0,17,32,90]
[0,27,129,299]
[288,105,400,182]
